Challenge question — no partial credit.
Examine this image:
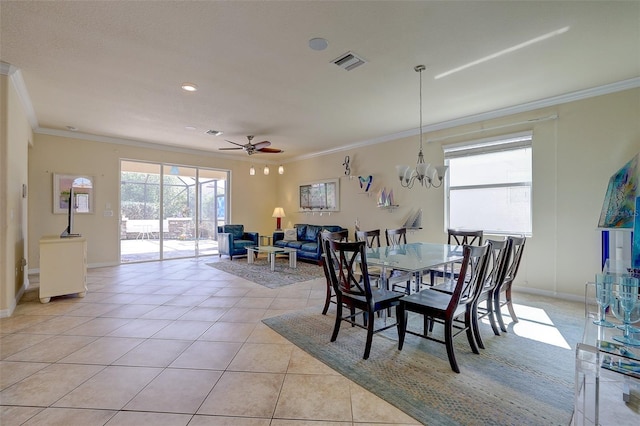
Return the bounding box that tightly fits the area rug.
[263,294,584,425]
[206,257,324,289]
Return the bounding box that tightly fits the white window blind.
[444,131,533,235]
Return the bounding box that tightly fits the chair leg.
[494,292,508,333]
[321,279,331,315]
[469,305,484,350]
[397,304,407,350]
[486,296,501,336]
[444,318,460,374]
[330,301,343,342]
[505,286,519,324]
[363,308,375,360]
[465,309,480,354]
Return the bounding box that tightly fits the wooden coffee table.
[247,246,297,271]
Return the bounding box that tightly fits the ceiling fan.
[219,135,283,155]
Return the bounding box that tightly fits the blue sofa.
[217,225,259,260]
[273,224,346,264]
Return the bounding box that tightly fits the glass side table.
[574,282,640,425]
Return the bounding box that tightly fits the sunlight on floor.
[480,303,572,350]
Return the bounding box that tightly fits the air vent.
[332,51,367,71]
[206,129,223,136]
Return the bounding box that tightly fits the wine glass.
[593,273,615,327]
[611,276,640,346]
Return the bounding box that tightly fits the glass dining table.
[365,242,465,293]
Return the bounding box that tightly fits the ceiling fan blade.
[257,147,283,153]
[218,147,243,150]
[252,141,271,150]
[224,139,245,147]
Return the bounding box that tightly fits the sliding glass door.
[120,160,228,263]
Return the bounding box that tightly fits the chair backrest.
[447,243,491,314]
[324,238,373,300]
[447,229,483,246]
[482,239,512,294]
[385,228,407,246]
[218,224,244,239]
[320,229,350,279]
[502,235,526,287]
[321,229,349,244]
[356,229,381,248]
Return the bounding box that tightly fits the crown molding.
[34,127,287,164]
[11,60,639,163]
[1,62,39,129]
[292,77,640,162]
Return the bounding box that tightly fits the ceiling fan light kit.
[219,135,283,155]
[396,65,448,189]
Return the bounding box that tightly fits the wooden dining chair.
[324,238,404,360]
[385,227,407,246]
[429,228,484,286]
[493,235,526,332]
[356,229,381,248]
[469,238,512,348]
[431,239,510,342]
[355,229,384,286]
[319,229,349,315]
[384,228,413,294]
[397,243,490,373]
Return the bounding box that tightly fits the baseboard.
[0,280,29,318]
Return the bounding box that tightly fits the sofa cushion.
[223,224,244,240]
[304,225,322,242]
[296,225,307,241]
[234,239,255,249]
[284,241,304,249]
[300,242,319,253]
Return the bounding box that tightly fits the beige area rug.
[263,294,584,425]
[206,257,324,289]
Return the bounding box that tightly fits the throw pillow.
[283,228,297,241]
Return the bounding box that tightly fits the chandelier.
[396,65,448,189]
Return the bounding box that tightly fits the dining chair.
[323,238,405,360]
[429,228,484,286]
[356,229,381,248]
[470,238,512,348]
[384,228,413,294]
[493,235,526,332]
[431,238,511,348]
[397,243,491,373]
[320,229,349,315]
[385,227,407,246]
[355,229,383,286]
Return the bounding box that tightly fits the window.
[444,131,532,235]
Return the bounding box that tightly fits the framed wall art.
[298,178,340,212]
[53,173,94,214]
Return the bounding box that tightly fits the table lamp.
[272,207,286,231]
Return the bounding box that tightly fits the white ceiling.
[2,1,639,161]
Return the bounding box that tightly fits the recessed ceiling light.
[184,126,197,131]
[181,82,198,92]
[206,129,223,136]
[309,37,328,51]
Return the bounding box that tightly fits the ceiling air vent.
[332,51,367,71]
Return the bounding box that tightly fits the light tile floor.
[1,257,420,425]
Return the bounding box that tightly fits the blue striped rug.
[263,293,583,425]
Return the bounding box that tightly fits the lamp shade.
[272,207,286,218]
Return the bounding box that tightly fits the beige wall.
[9,86,640,315]
[28,134,279,268]
[1,74,32,316]
[276,89,640,299]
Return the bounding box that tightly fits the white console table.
[39,236,87,303]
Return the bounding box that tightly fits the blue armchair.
[217,225,259,260]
